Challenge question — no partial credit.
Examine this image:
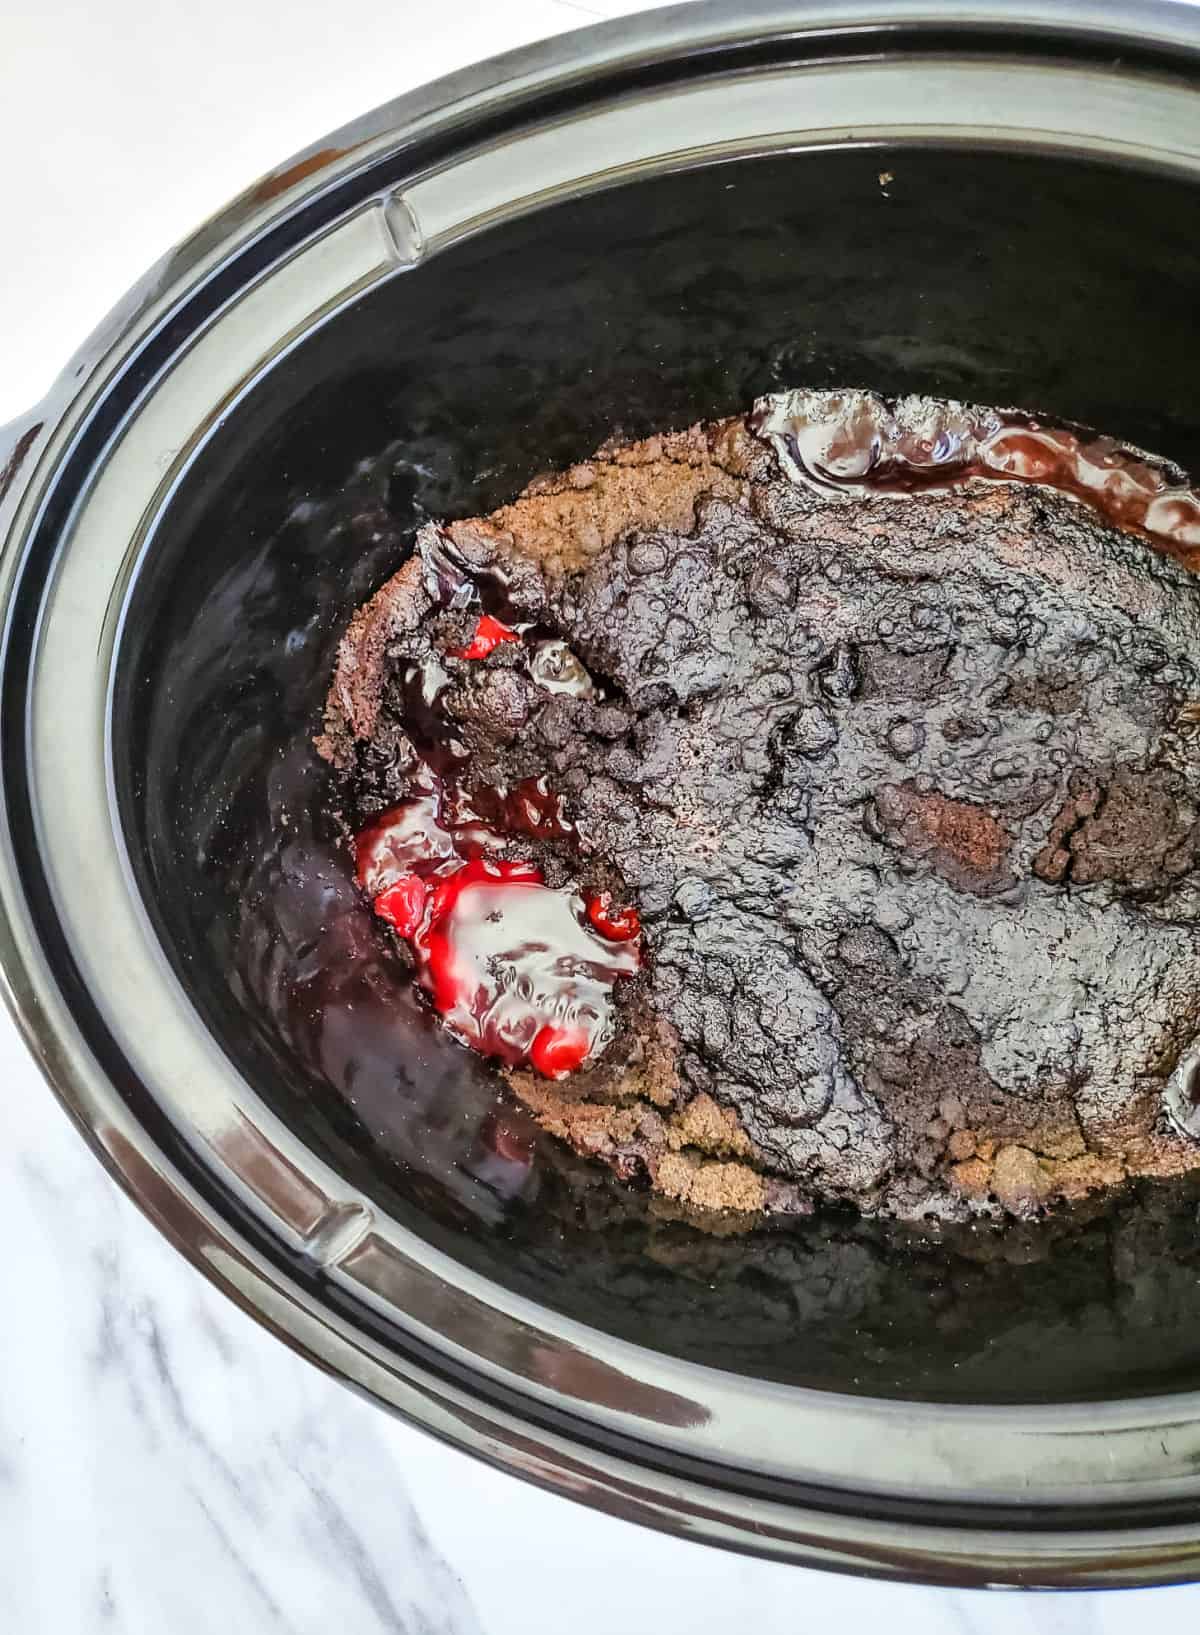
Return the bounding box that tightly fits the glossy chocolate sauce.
[753,389,1200,560]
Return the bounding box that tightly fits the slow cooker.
[5,0,1200,1586]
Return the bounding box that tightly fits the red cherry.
[586,892,641,943]
[374,875,428,936]
[353,774,638,1080]
[454,614,522,661]
[353,793,457,894]
[529,1025,592,1079]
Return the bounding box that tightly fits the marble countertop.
[4,1,1200,1627]
[5,1018,1198,1634]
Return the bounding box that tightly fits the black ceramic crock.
[6,0,1200,1586]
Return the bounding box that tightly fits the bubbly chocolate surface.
[320,392,1200,1221]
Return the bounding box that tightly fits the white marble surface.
[4,0,1200,1628]
[4,1017,1200,1635]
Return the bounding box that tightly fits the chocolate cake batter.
[318,391,1200,1222]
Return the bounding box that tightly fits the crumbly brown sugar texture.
[321,411,1200,1222]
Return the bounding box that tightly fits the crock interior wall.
[114,146,1200,1403]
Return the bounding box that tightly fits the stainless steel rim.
[5,0,1200,1585]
